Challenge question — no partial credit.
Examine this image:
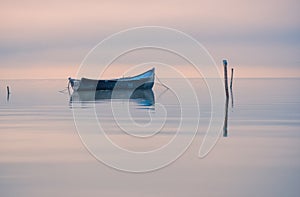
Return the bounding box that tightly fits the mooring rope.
[58,81,71,95]
[58,87,69,93]
[155,75,169,90]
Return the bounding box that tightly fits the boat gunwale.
[79,68,155,82]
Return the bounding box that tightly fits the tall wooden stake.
[223,60,229,99]
[223,60,229,137]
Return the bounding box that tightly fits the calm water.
[0,78,300,196]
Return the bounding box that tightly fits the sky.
[0,0,299,79]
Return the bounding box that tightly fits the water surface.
[0,78,299,196]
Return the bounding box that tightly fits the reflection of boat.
[70,89,155,106]
[68,68,155,91]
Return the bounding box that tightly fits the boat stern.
[68,77,81,91]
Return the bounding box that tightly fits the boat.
[70,89,155,106]
[68,68,155,91]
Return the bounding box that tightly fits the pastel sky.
[1,0,299,79]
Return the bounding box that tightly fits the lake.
[0,78,299,196]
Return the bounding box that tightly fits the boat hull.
[69,68,155,91]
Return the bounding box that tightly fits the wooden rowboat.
[68,68,155,91]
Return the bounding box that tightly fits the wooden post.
[230,68,234,90]
[223,60,229,99]
[7,86,10,101]
[223,60,229,137]
[7,86,10,94]
[230,68,234,108]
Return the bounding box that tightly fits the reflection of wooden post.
[223,60,229,99]
[223,97,229,137]
[230,87,234,108]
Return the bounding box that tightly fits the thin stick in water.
[7,86,10,101]
[223,60,229,137]
[223,60,229,99]
[230,68,234,90]
[7,86,10,94]
[230,68,234,108]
